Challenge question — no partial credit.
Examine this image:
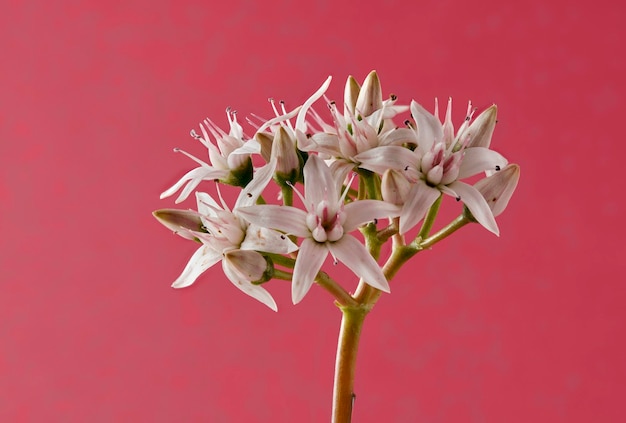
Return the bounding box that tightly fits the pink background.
[2,0,624,421]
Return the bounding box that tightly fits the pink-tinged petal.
[399,182,441,234]
[355,70,383,117]
[292,238,328,304]
[381,169,411,205]
[222,253,278,311]
[152,209,204,240]
[298,132,342,156]
[295,76,332,132]
[241,224,299,254]
[328,235,390,293]
[354,146,417,175]
[237,205,309,238]
[303,155,338,205]
[458,105,497,148]
[160,167,228,203]
[343,200,400,232]
[410,100,443,153]
[379,127,418,147]
[171,245,222,288]
[458,147,508,179]
[235,159,277,208]
[473,164,520,217]
[195,192,221,217]
[448,181,499,236]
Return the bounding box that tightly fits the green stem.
[417,194,442,240]
[332,306,368,423]
[418,214,469,249]
[271,269,293,281]
[316,272,358,308]
[281,185,293,207]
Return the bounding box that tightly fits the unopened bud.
[381,169,411,205]
[255,132,273,162]
[355,70,383,118]
[153,209,205,240]
[224,250,274,284]
[272,126,300,180]
[343,75,361,115]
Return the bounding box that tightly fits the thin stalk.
[332,306,368,423]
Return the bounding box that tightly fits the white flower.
[356,99,508,235]
[294,72,415,176]
[238,155,399,304]
[155,160,297,311]
[160,109,259,203]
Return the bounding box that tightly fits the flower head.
[356,99,508,235]
[154,160,297,311]
[160,109,258,203]
[238,155,399,304]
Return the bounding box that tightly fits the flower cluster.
[154,71,520,311]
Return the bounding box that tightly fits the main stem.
[332,306,368,423]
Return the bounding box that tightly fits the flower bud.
[355,70,383,118]
[153,209,205,240]
[343,75,361,116]
[381,169,411,205]
[472,164,520,217]
[272,126,300,183]
[224,250,274,284]
[255,132,273,163]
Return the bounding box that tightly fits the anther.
[373,218,378,224]
[190,130,201,139]
[495,165,501,171]
[246,193,253,198]
[390,94,397,101]
[280,235,286,240]
[456,196,461,201]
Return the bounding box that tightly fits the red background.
[2,0,624,421]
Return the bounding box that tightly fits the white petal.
[327,235,390,293]
[160,167,227,203]
[399,182,441,235]
[241,224,299,254]
[458,147,508,179]
[292,238,328,304]
[171,245,222,288]
[343,200,400,232]
[195,192,221,217]
[473,164,521,217]
[237,205,310,238]
[448,181,499,236]
[354,146,416,175]
[295,76,332,132]
[303,155,338,205]
[222,256,278,311]
[410,100,443,153]
[379,127,418,147]
[235,159,277,208]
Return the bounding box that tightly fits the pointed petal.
[303,155,338,205]
[449,181,499,236]
[355,146,416,175]
[473,164,520,217]
[296,76,332,132]
[171,245,222,288]
[378,127,418,147]
[328,235,390,292]
[160,167,227,203]
[241,224,299,254]
[410,100,443,153]
[459,105,497,148]
[222,254,278,311]
[292,238,328,304]
[458,147,508,179]
[153,209,204,240]
[381,169,411,205]
[399,182,441,234]
[237,205,309,238]
[343,200,400,232]
[235,159,277,208]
